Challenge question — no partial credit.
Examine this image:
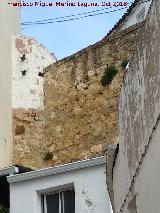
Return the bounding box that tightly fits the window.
[43,189,75,213]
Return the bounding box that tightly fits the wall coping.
[7,156,106,183]
[44,22,143,74]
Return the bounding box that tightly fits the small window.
[43,189,75,213]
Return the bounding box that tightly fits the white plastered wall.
[9,164,111,213]
[112,0,160,211]
[0,0,20,168]
[122,122,160,213]
[12,35,56,109]
[120,0,152,31]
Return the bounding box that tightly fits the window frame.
[43,188,75,213]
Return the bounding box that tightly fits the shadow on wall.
[0,176,10,209]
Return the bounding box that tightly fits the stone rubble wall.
[13,109,46,169]
[42,24,142,167]
[12,35,55,169]
[13,24,142,169]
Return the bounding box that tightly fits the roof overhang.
[7,156,106,183]
[0,166,19,177]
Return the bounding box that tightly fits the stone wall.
[13,109,45,169]
[112,0,160,212]
[43,24,142,167]
[12,35,56,169]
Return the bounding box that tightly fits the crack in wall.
[119,113,160,213]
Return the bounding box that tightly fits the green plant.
[100,65,118,87]
[121,59,129,70]
[0,203,8,213]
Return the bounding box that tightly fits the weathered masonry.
[41,0,152,167]
[106,0,160,212]
[0,1,155,213]
[12,35,56,109]
[12,35,56,169]
[42,23,142,168]
[12,0,152,169]
[8,0,151,170]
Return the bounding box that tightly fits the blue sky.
[21,0,133,59]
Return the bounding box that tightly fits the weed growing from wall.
[121,59,129,70]
[100,65,118,86]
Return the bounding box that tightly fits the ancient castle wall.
[12,24,142,169]
[42,24,142,167]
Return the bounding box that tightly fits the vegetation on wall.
[100,65,118,87]
[121,59,129,70]
[0,204,8,213]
